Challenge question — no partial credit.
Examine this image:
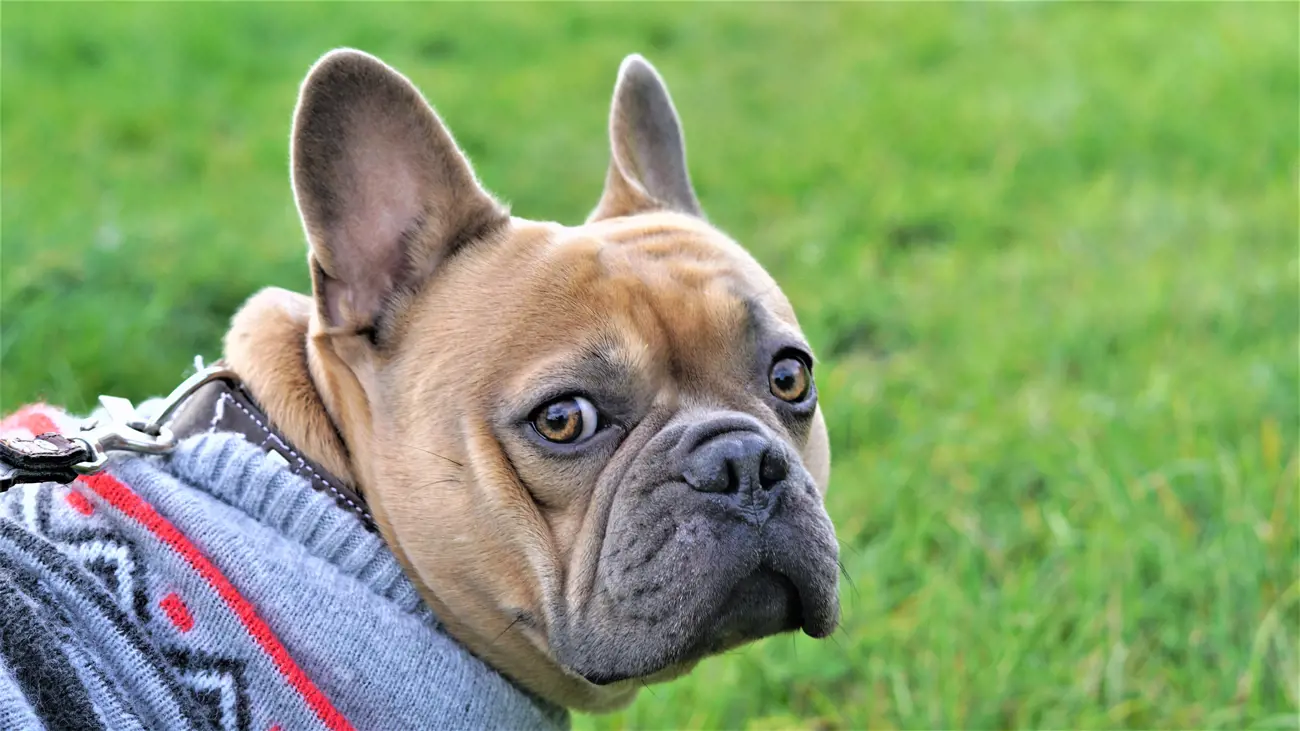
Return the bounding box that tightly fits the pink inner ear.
[330,114,428,325]
[295,51,507,332]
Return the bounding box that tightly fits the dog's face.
[287,50,838,711]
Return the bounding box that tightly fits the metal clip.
[72,398,177,476]
[69,358,240,476]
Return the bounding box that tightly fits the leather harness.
[0,362,375,532]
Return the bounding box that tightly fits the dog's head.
[284,49,838,711]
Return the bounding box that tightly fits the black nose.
[683,430,789,497]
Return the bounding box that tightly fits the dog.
[1,49,840,721]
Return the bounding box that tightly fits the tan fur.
[222,50,835,712]
[223,288,355,485]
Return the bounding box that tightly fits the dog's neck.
[222,287,359,488]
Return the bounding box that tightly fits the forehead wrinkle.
[580,326,660,393]
[631,267,750,389]
[550,226,762,402]
[501,331,637,408]
[515,240,670,379]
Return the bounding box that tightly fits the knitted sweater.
[0,405,568,731]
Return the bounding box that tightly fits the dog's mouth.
[573,566,834,687]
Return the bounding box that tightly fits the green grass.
[3,3,1297,729]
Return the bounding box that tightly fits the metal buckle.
[70,358,242,476]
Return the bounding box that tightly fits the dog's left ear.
[291,49,507,340]
[588,55,703,222]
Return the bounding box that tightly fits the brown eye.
[769,357,811,403]
[532,396,599,443]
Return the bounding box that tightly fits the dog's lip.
[784,561,839,640]
[576,668,635,687]
[760,567,836,640]
[799,590,838,639]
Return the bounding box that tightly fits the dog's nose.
[683,430,788,496]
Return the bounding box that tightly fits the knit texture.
[0,405,569,731]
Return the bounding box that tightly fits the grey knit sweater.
[0,405,568,731]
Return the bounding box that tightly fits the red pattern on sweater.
[159,592,195,633]
[7,408,355,731]
[65,489,95,516]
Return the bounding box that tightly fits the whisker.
[408,478,463,492]
[827,629,847,655]
[489,615,525,648]
[837,538,865,559]
[838,558,860,603]
[398,442,464,469]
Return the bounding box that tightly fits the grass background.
[3,3,1297,729]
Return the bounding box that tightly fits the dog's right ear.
[291,49,506,342]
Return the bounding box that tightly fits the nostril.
[760,448,788,489]
[724,459,741,494]
[684,439,736,493]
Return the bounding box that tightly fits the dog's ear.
[292,49,507,339]
[588,55,703,222]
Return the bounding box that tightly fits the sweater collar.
[163,431,432,619]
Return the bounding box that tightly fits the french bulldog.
[223,49,840,712]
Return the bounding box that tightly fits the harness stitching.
[208,392,373,524]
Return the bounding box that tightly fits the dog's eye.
[532,396,599,444]
[769,357,812,403]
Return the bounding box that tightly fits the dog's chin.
[570,568,827,687]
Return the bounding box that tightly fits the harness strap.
[0,365,376,532]
[163,377,376,532]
